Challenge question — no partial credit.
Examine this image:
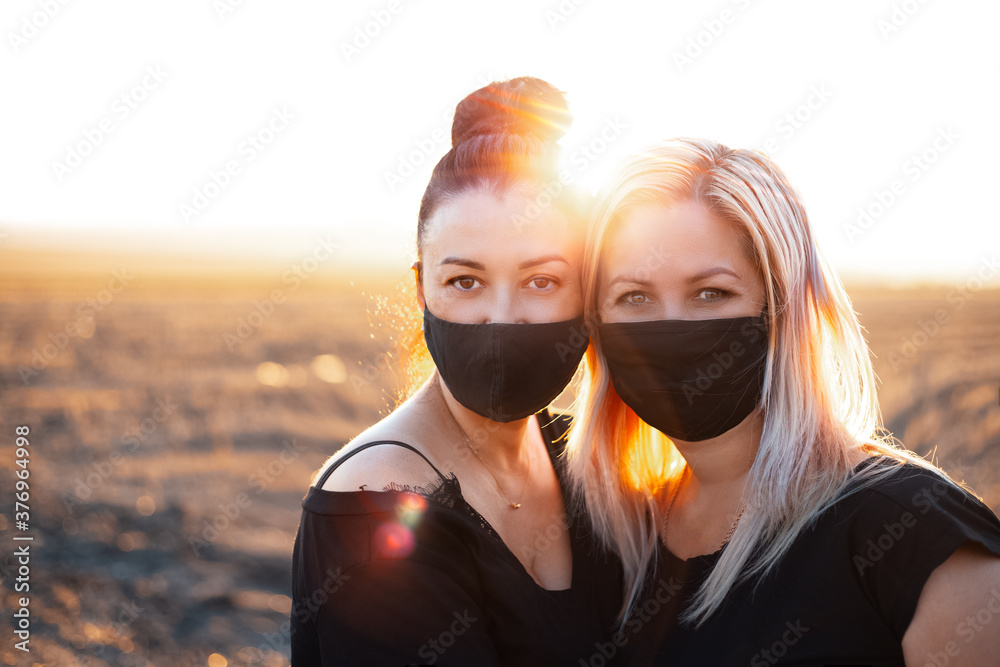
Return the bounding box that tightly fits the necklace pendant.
[510,503,521,509]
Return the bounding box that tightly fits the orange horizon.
[2,243,995,296]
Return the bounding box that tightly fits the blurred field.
[0,251,998,666]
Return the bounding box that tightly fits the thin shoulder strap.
[315,440,447,489]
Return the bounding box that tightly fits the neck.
[431,373,536,472]
[672,411,762,497]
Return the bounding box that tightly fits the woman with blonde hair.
[567,138,1000,665]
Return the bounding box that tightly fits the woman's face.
[419,188,584,324]
[598,200,765,324]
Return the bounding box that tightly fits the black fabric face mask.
[423,307,589,423]
[599,315,768,442]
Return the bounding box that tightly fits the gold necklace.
[439,380,531,510]
[462,432,531,510]
[660,465,746,551]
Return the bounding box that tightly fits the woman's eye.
[617,291,649,306]
[449,277,481,291]
[695,288,728,301]
[528,277,555,290]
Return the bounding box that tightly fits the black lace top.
[289,411,626,666]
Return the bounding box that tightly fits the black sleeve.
[312,558,502,666]
[847,466,1000,638]
[291,503,502,666]
[290,511,333,666]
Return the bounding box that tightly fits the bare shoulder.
[315,421,442,493]
[902,541,1000,663]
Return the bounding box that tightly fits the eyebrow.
[438,255,569,271]
[689,267,741,282]
[606,266,740,289]
[607,275,652,289]
[518,254,569,270]
[439,257,486,270]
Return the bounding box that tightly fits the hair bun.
[451,76,571,147]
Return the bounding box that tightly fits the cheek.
[424,293,483,324]
[523,281,584,322]
[420,276,459,317]
[562,280,586,316]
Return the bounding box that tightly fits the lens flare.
[374,521,415,559]
[397,491,427,529]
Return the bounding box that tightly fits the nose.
[653,296,692,322]
[658,303,684,321]
[483,291,528,324]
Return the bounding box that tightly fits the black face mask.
[599,315,768,442]
[423,307,589,423]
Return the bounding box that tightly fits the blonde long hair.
[566,138,951,626]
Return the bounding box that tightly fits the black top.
[628,460,1000,666]
[290,411,626,666]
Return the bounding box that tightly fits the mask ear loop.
[413,260,424,332]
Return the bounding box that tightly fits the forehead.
[423,188,581,260]
[604,201,749,270]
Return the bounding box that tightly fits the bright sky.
[2,0,997,283]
